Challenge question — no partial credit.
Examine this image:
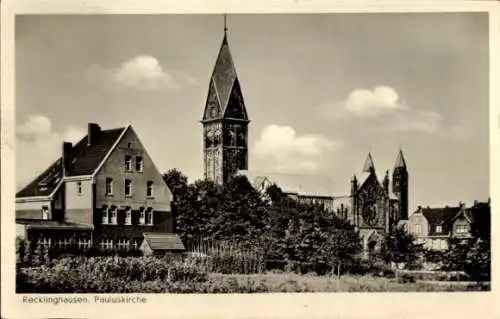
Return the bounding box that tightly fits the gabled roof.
[238,170,335,198]
[362,152,375,173]
[421,206,462,225]
[143,233,185,251]
[16,126,127,198]
[394,149,407,168]
[202,31,248,122]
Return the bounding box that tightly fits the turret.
[392,148,408,220]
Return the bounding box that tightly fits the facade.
[201,25,249,186]
[405,200,490,251]
[16,123,182,253]
[335,151,409,254]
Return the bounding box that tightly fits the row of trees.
[164,169,490,280]
[164,169,424,276]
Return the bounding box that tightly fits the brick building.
[16,123,183,253]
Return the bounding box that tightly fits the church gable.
[223,78,248,120]
[202,79,222,121]
[358,172,384,199]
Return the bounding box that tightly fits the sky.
[15,13,489,212]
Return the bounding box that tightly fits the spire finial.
[224,13,228,34]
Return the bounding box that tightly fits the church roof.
[238,170,336,198]
[394,149,407,168]
[362,152,375,172]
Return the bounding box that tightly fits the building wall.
[94,127,171,212]
[452,217,471,238]
[16,199,52,219]
[64,180,93,225]
[93,207,173,243]
[16,224,27,240]
[407,211,429,238]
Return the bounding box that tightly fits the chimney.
[474,200,478,206]
[459,201,465,209]
[62,142,73,176]
[87,123,101,146]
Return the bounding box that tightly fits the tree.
[464,237,490,282]
[379,226,423,279]
[323,227,362,278]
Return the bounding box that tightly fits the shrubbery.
[17,256,209,293]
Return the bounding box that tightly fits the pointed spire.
[394,148,407,168]
[362,152,375,173]
[224,13,228,34]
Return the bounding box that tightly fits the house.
[16,122,183,253]
[406,200,490,251]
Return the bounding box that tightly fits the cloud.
[85,55,197,91]
[253,125,343,172]
[318,86,444,133]
[16,115,85,189]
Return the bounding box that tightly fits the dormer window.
[125,155,132,172]
[436,225,442,233]
[136,156,143,172]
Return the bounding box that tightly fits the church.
[200,17,409,253]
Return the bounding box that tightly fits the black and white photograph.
[2,2,498,317]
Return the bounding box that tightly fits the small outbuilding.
[139,233,185,256]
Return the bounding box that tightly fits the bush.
[16,255,210,293]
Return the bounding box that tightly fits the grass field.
[208,273,490,292]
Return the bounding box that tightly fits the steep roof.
[238,170,335,198]
[421,206,462,225]
[394,149,407,168]
[362,152,375,173]
[143,233,185,251]
[202,32,248,122]
[16,126,127,198]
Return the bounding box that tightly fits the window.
[55,238,70,249]
[125,179,132,197]
[110,207,117,225]
[457,225,468,234]
[128,143,132,149]
[106,178,113,195]
[125,208,132,225]
[136,156,143,172]
[139,208,145,225]
[37,237,51,249]
[436,226,442,233]
[78,238,91,250]
[41,206,49,220]
[125,155,132,172]
[147,181,154,198]
[116,238,130,250]
[99,239,114,250]
[102,206,109,225]
[412,224,422,235]
[146,208,153,226]
[77,182,82,195]
[131,239,140,250]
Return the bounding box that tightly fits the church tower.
[201,15,249,185]
[392,148,408,220]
